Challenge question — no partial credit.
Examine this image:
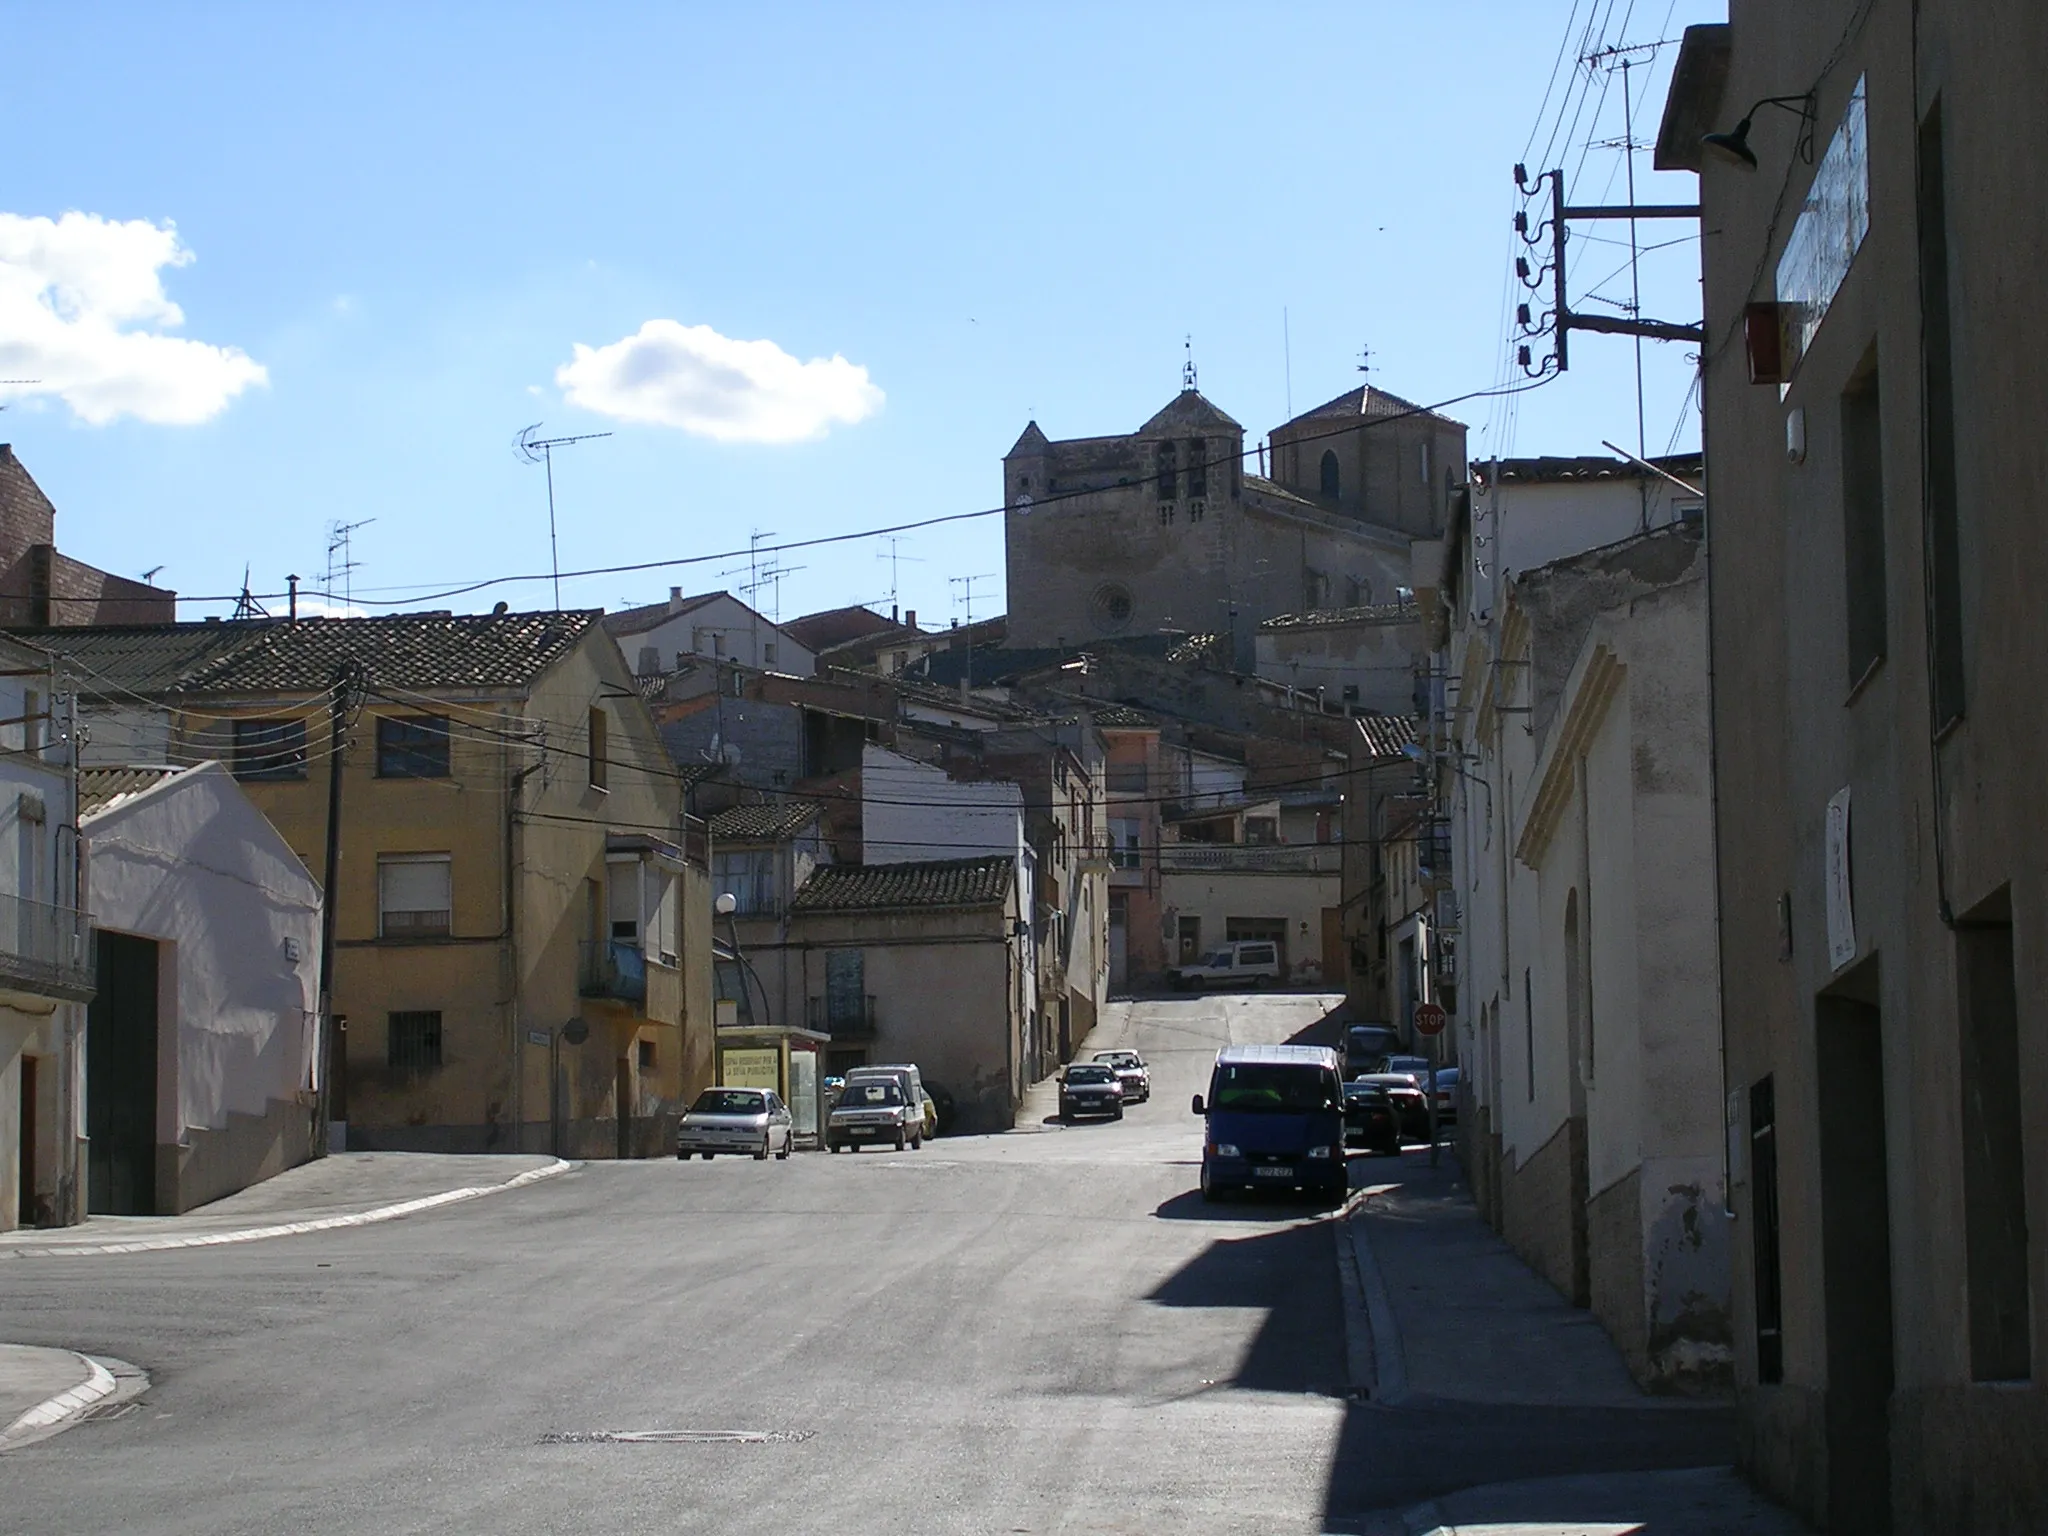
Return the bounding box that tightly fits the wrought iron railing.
[1156,844,1340,875]
[0,893,96,1001]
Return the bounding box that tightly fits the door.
[1177,916,1202,965]
[87,931,161,1216]
[16,1054,36,1226]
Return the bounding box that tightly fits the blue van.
[1191,1043,1347,1202]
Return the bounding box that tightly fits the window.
[1750,1075,1783,1383]
[1188,438,1207,499]
[763,642,777,667]
[588,706,608,790]
[388,1011,442,1076]
[1840,354,1888,688]
[1156,440,1177,502]
[1158,501,1174,527]
[1110,818,1142,870]
[1345,576,1365,608]
[378,854,451,938]
[636,646,660,675]
[1107,761,1147,794]
[233,717,308,781]
[1919,100,1966,729]
[1187,498,1205,523]
[376,715,451,779]
[638,1038,656,1071]
[1320,449,1340,499]
[1245,816,1278,845]
[713,849,776,915]
[607,861,640,941]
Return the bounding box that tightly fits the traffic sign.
[1414,1002,1447,1037]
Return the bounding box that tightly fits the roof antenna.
[231,565,269,620]
[516,423,612,608]
[1182,334,1198,392]
[1356,343,1373,377]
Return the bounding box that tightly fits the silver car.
[676,1088,794,1161]
[1090,1049,1150,1103]
[826,1079,922,1152]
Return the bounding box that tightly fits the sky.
[0,1,1716,626]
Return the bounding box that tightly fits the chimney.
[904,608,916,630]
[669,586,684,609]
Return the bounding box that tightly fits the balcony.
[1156,843,1341,875]
[0,894,96,1003]
[806,994,877,1040]
[579,939,647,1005]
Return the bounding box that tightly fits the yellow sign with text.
[721,1047,780,1091]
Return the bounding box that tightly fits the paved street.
[2,994,1771,1535]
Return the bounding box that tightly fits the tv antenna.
[1356,343,1373,377]
[231,566,269,620]
[324,518,375,608]
[140,565,166,585]
[876,536,923,618]
[516,423,612,607]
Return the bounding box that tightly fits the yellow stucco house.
[32,610,713,1157]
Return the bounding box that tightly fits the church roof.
[1005,421,1051,457]
[1139,389,1242,436]
[1276,385,1462,433]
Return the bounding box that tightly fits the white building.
[605,589,814,678]
[1431,489,1727,1390]
[0,637,92,1232]
[80,761,325,1214]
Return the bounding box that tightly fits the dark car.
[1352,1073,1429,1141]
[1433,1065,1460,1126]
[1059,1063,1125,1122]
[1342,1080,1401,1154]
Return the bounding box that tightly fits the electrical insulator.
[1515,257,1529,280]
[1514,211,1528,234]
[1517,345,1532,368]
[1516,303,1531,327]
[1513,162,1527,186]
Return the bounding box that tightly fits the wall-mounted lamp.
[1702,93,1817,171]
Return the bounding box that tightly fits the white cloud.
[555,319,882,443]
[0,211,267,425]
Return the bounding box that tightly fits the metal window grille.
[388,1011,443,1075]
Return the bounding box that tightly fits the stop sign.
[1414,1002,1447,1037]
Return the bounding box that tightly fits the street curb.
[0,1351,116,1451]
[1340,1186,1409,1406]
[6,1158,576,1259]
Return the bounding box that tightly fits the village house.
[79,762,325,1215]
[25,610,714,1160]
[605,588,812,678]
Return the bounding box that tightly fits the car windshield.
[1067,1066,1115,1084]
[1094,1053,1136,1068]
[1209,1063,1340,1113]
[839,1082,903,1107]
[693,1090,764,1115]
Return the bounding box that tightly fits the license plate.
[849,1127,875,1137]
[1253,1165,1293,1179]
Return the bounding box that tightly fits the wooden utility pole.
[315,658,364,1155]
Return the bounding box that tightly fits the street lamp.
[1701,93,1817,172]
[715,891,766,1027]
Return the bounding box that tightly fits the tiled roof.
[1260,602,1420,631]
[603,591,723,637]
[1475,453,1704,488]
[709,800,823,843]
[791,855,1014,914]
[18,612,598,696]
[782,605,899,652]
[1138,388,1243,436]
[1277,385,1462,431]
[78,764,183,817]
[1353,713,1419,761]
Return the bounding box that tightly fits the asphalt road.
[0,993,1728,1535]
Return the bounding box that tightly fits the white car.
[827,1078,923,1152]
[1090,1049,1150,1102]
[676,1088,794,1161]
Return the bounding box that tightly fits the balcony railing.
[579,939,647,1004]
[806,994,877,1039]
[0,893,96,1002]
[1156,843,1341,875]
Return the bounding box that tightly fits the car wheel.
[676,1149,687,1160]
[775,1132,791,1161]
[701,1152,714,1161]
[1199,1163,1224,1202]
[911,1131,923,1150]
[1112,1105,1124,1120]
[894,1128,906,1151]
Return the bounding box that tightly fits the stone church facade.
[1002,383,1465,667]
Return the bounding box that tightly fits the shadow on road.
[1144,1217,1346,1397]
[1285,997,1351,1049]
[1152,1188,1340,1222]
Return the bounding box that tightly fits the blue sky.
[1,1,1712,625]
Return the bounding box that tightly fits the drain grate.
[77,1400,141,1424]
[539,1428,814,1446]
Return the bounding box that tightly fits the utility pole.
[315,657,366,1156]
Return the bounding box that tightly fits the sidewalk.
[0,1152,571,1258]
[1334,1148,1810,1535]
[0,1345,145,1452]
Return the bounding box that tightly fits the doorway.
[87,931,161,1216]
[17,1054,36,1226]
[1817,974,1894,1533]
[1177,915,1202,965]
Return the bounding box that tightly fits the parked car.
[1090,1049,1150,1103]
[826,1078,922,1152]
[1351,1073,1429,1141]
[1166,939,1284,991]
[1433,1066,1460,1126]
[1193,1043,1346,1202]
[1342,1080,1401,1154]
[1373,1054,1435,1090]
[676,1088,794,1161]
[843,1063,936,1140]
[1059,1062,1125,1121]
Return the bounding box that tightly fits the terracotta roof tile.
[709,801,823,843]
[791,855,1013,914]
[78,764,183,817]
[1353,713,1419,761]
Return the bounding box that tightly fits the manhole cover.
[539,1428,813,1446]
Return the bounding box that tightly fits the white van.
[842,1063,936,1139]
[1166,939,1284,991]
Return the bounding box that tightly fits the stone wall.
[1501,1114,1587,1306]
[1588,1166,1648,1379]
